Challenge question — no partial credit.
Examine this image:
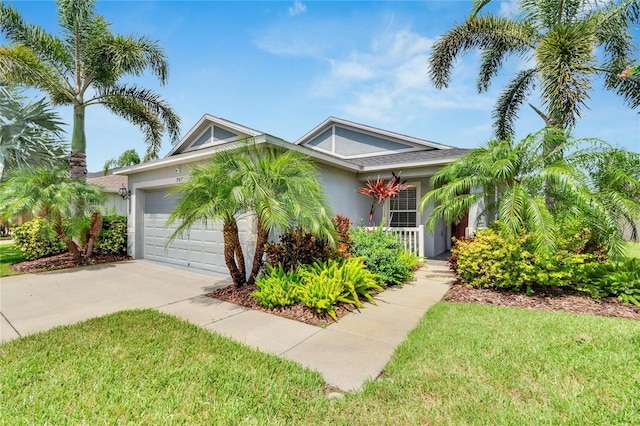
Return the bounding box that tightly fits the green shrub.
[349,226,414,285]
[253,257,383,320]
[95,216,127,255]
[303,258,383,307]
[295,269,346,321]
[12,218,66,260]
[452,228,594,291]
[584,257,640,306]
[251,265,300,308]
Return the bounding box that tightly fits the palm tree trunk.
[223,221,246,288]
[248,219,269,286]
[53,220,83,262]
[83,212,103,257]
[70,104,88,180]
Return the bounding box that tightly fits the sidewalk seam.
[1,311,21,338]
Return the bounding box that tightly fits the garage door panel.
[143,189,234,275]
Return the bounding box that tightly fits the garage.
[143,188,238,275]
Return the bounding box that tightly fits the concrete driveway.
[0,260,228,342]
[1,258,453,391]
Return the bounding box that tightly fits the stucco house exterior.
[87,173,128,216]
[115,115,473,275]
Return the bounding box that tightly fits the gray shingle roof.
[87,174,128,191]
[344,148,470,168]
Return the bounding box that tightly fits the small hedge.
[349,225,417,286]
[12,215,127,260]
[451,228,594,291]
[12,218,66,260]
[95,216,128,255]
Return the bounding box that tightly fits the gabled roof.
[166,114,264,157]
[295,116,455,151]
[87,174,127,193]
[345,148,470,171]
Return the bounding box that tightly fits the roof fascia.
[115,134,361,175]
[165,114,264,157]
[295,116,454,150]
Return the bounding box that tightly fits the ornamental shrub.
[264,227,332,271]
[584,257,640,306]
[12,218,66,260]
[95,215,127,255]
[251,265,301,308]
[349,225,414,285]
[451,228,594,291]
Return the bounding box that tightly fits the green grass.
[626,241,640,259]
[0,244,25,277]
[1,305,639,424]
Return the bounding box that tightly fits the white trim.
[115,135,361,175]
[301,143,426,159]
[166,114,263,157]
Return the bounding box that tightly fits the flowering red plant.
[357,172,411,224]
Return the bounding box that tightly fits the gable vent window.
[191,128,212,147]
[388,184,419,228]
[213,126,236,141]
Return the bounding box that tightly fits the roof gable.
[166,114,263,157]
[296,117,453,159]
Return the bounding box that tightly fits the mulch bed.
[444,284,640,320]
[12,253,639,323]
[209,284,357,327]
[10,252,132,274]
[211,279,640,325]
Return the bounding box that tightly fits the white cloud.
[288,1,306,17]
[309,28,494,128]
[499,1,520,17]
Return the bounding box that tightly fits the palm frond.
[0,3,72,73]
[95,84,181,155]
[429,15,535,89]
[493,69,538,139]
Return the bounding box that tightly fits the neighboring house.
[87,173,128,216]
[115,115,473,275]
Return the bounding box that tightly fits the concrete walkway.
[1,259,453,392]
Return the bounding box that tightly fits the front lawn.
[0,244,25,277]
[2,305,639,424]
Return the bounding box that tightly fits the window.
[388,183,420,227]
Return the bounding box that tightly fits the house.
[115,115,473,275]
[86,173,129,216]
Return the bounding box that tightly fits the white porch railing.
[364,225,424,258]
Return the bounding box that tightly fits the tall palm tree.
[0,0,180,180]
[0,167,105,261]
[429,0,640,140]
[167,141,336,288]
[0,85,67,181]
[420,129,639,256]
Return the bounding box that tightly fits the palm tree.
[167,141,336,288]
[0,0,180,180]
[0,85,67,181]
[429,0,640,140]
[420,129,639,256]
[0,167,105,261]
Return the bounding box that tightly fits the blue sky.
[6,0,640,172]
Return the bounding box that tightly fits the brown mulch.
[444,284,640,320]
[10,252,132,274]
[208,284,357,327]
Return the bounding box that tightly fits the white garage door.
[143,189,238,275]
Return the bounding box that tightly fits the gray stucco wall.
[316,163,372,225]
